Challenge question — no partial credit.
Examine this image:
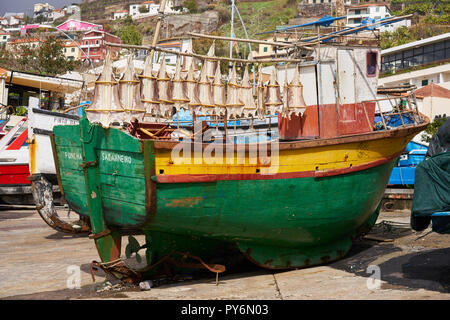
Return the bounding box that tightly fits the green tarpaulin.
[411,151,450,233]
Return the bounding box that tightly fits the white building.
[51,9,66,21]
[0,31,10,46]
[304,0,352,4]
[346,4,410,32]
[153,38,192,65]
[34,3,55,13]
[129,1,182,19]
[113,10,129,20]
[379,33,450,89]
[129,1,158,17]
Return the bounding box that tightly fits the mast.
[335,0,345,29]
[229,0,235,76]
[149,0,168,64]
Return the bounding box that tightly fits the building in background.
[57,19,103,33]
[113,10,129,20]
[34,3,55,14]
[0,30,10,46]
[6,38,42,51]
[379,33,450,89]
[153,38,192,65]
[415,83,450,120]
[80,30,122,63]
[346,4,410,31]
[63,41,82,61]
[129,0,183,20]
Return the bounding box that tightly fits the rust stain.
[165,197,203,208]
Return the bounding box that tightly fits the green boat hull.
[53,122,392,271]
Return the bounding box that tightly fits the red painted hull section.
[0,164,31,185]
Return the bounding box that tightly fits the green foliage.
[15,106,28,116]
[184,0,199,13]
[421,116,448,143]
[216,5,231,24]
[380,24,448,50]
[119,25,143,45]
[139,5,149,14]
[0,36,79,76]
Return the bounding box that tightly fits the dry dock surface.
[0,207,449,300]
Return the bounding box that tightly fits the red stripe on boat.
[6,129,28,150]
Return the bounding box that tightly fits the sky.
[0,0,82,16]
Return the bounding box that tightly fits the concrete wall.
[421,96,449,120]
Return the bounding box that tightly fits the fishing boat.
[27,97,90,233]
[49,4,428,282]
[0,115,33,204]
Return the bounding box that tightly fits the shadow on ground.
[331,240,450,293]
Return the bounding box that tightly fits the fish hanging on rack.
[172,56,189,112]
[225,64,244,118]
[86,51,124,127]
[204,42,217,81]
[283,66,307,119]
[197,61,215,115]
[182,40,197,74]
[212,65,226,117]
[119,55,146,123]
[140,53,160,119]
[240,65,257,118]
[157,54,174,118]
[256,65,266,120]
[265,68,283,116]
[185,60,201,114]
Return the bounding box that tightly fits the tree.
[119,25,143,46]
[0,37,79,76]
[139,5,149,14]
[421,116,448,143]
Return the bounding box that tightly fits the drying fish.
[212,65,226,117]
[119,55,146,123]
[185,61,201,113]
[225,64,244,118]
[204,42,217,80]
[197,62,215,115]
[265,68,283,116]
[240,65,257,118]
[172,57,190,112]
[140,53,159,119]
[256,66,266,120]
[284,66,307,119]
[86,52,124,127]
[156,54,174,118]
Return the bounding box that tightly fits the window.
[366,51,377,76]
[64,48,67,53]
[422,79,428,86]
[376,7,380,12]
[263,47,268,52]
[355,10,360,14]
[71,48,75,52]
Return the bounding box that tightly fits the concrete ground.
[0,206,449,300]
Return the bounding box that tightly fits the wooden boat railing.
[361,91,423,131]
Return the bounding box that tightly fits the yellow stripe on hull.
[155,134,413,176]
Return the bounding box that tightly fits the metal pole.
[233,4,256,93]
[229,0,235,76]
